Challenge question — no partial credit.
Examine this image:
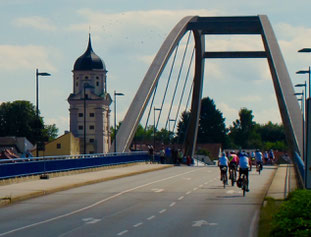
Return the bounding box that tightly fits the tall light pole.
[295,91,305,164]
[114,91,124,153]
[298,47,311,189]
[296,68,311,98]
[35,69,51,157]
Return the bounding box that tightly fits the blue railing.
[0,152,150,179]
[294,152,305,187]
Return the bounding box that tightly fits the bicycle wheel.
[231,170,235,186]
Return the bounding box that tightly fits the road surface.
[0,166,275,237]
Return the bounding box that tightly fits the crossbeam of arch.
[110,15,302,157]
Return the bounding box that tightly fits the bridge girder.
[110,15,302,157]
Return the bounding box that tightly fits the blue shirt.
[255,151,263,162]
[239,155,249,169]
[219,156,228,166]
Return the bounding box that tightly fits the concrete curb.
[0,164,173,207]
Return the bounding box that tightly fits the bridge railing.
[0,151,149,179]
[294,152,305,188]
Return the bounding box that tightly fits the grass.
[258,197,283,237]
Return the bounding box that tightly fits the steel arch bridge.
[110,15,302,157]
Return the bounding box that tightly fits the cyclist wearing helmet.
[218,152,229,183]
[255,149,263,168]
[238,152,250,192]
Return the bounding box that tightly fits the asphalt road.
[0,166,275,237]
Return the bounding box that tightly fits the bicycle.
[229,164,237,186]
[256,162,263,175]
[220,166,228,188]
[240,173,248,197]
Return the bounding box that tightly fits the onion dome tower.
[68,34,112,154]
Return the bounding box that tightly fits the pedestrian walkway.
[265,164,298,200]
[0,163,172,207]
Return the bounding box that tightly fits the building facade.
[68,35,112,154]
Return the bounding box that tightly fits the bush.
[270,189,311,237]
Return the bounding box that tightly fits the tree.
[0,100,58,144]
[176,97,226,145]
[229,108,258,148]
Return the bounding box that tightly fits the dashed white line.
[193,187,198,191]
[199,184,203,187]
[147,215,155,220]
[133,222,143,228]
[204,182,209,185]
[159,209,167,214]
[169,202,176,207]
[178,196,184,201]
[186,191,191,195]
[117,230,128,236]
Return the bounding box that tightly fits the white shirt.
[255,151,263,162]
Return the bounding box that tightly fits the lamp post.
[295,91,305,165]
[296,68,311,98]
[298,47,311,189]
[114,91,124,153]
[35,69,51,157]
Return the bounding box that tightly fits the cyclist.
[218,152,229,183]
[229,151,239,179]
[238,152,250,192]
[255,149,263,170]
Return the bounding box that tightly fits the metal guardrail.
[294,152,305,188]
[0,151,149,179]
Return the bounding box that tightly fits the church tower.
[68,34,112,154]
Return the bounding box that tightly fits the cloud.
[13,16,57,31]
[0,45,56,71]
[217,102,239,126]
[238,95,262,103]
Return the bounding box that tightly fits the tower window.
[89,125,95,130]
[79,113,83,117]
[90,113,95,117]
[56,143,61,149]
[78,125,83,130]
[96,81,99,86]
[96,76,99,79]
[85,94,88,99]
[76,82,78,86]
[85,76,89,79]
[90,138,94,143]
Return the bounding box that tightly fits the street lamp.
[295,91,305,163]
[298,48,311,53]
[35,69,51,157]
[114,91,124,153]
[296,68,311,98]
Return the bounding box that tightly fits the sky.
[0,0,311,136]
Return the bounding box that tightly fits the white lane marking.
[147,215,155,220]
[151,188,164,193]
[117,230,128,236]
[183,177,192,180]
[199,184,203,187]
[186,191,191,195]
[204,182,209,185]
[169,202,176,207]
[159,209,167,214]
[133,222,143,228]
[193,187,198,191]
[192,220,218,227]
[0,169,198,237]
[178,196,184,201]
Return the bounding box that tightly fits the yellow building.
[34,132,80,157]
